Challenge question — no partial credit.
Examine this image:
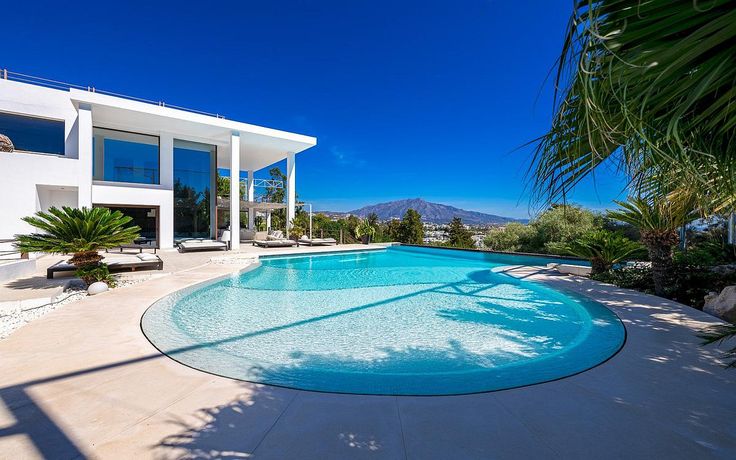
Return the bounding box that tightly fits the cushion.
[137,253,159,261]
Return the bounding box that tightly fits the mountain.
[335,198,525,225]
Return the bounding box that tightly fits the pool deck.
[0,248,735,459]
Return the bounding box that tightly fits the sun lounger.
[298,236,337,246]
[253,239,297,248]
[178,239,228,253]
[46,254,164,279]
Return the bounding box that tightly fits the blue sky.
[4,0,627,219]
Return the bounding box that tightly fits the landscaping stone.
[64,279,88,292]
[703,285,736,323]
[87,281,109,295]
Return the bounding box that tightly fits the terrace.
[0,245,734,458]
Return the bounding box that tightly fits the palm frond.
[531,0,736,212]
[15,207,141,255]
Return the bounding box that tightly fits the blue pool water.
[142,246,624,395]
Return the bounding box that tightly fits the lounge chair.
[253,238,297,248]
[47,253,164,279]
[253,231,298,248]
[298,236,337,246]
[178,239,228,253]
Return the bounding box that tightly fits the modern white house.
[0,72,316,250]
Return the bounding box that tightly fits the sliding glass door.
[173,140,216,240]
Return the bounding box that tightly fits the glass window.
[0,111,65,155]
[174,139,215,240]
[93,128,159,184]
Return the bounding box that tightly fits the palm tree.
[15,207,141,268]
[607,197,694,296]
[530,1,736,214]
[550,230,644,275]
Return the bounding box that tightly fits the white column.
[286,151,296,237]
[77,104,93,208]
[247,169,255,229]
[266,211,272,231]
[159,134,174,189]
[158,134,175,249]
[229,132,240,250]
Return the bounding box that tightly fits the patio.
[0,250,734,459]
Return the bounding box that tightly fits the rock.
[703,285,736,323]
[710,264,736,277]
[87,282,109,296]
[64,279,88,292]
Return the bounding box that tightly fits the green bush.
[592,266,654,292]
[483,204,602,254]
[75,263,117,287]
[484,222,535,252]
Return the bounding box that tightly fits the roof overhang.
[70,89,316,171]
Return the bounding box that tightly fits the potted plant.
[355,218,376,245]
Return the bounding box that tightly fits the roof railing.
[1,68,226,119]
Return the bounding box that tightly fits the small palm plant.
[607,197,694,296]
[15,206,141,274]
[355,218,376,244]
[700,325,736,369]
[550,230,645,275]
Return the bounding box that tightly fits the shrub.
[484,222,536,252]
[75,263,117,287]
[591,266,654,292]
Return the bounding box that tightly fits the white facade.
[0,78,316,249]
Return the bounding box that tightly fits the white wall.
[0,153,79,238]
[0,79,79,157]
[0,80,81,239]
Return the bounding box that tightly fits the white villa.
[0,73,316,250]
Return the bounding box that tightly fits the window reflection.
[93,128,160,184]
[174,140,215,240]
[0,111,65,155]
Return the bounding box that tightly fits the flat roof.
[70,89,316,171]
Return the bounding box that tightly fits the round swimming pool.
[142,246,624,395]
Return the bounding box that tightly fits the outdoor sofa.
[47,253,163,279]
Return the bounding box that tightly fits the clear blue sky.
[3,0,627,219]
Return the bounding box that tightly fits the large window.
[0,111,65,155]
[96,205,158,248]
[174,139,215,240]
[93,128,159,184]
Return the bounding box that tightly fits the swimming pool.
[142,246,624,395]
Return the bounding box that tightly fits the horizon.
[3,0,628,219]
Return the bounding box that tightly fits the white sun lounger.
[298,236,337,246]
[253,239,297,248]
[178,239,228,252]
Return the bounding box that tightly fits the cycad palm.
[552,230,644,275]
[16,207,141,268]
[607,197,694,296]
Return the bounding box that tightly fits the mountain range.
[323,198,525,225]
